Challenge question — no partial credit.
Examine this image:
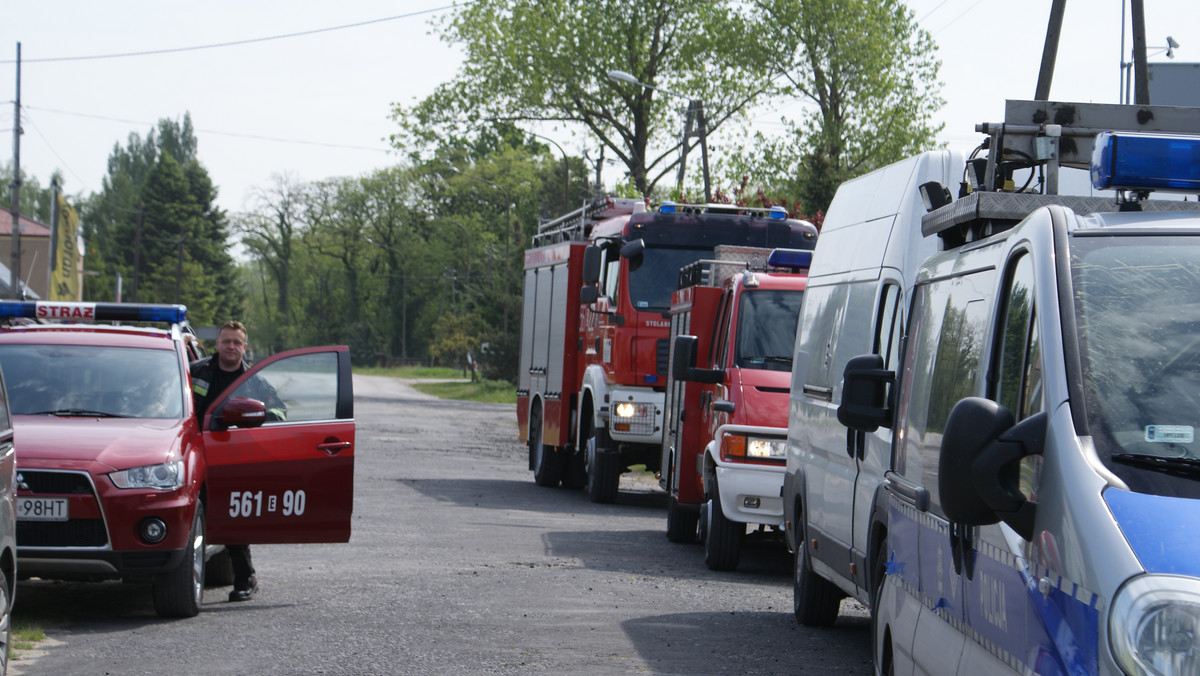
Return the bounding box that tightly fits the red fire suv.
[0,301,354,618]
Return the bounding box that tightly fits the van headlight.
[109,460,185,490]
[1110,574,1200,675]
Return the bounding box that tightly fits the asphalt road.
[11,375,871,675]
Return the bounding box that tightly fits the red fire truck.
[664,247,810,571]
[517,198,817,503]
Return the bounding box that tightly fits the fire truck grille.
[656,339,669,376]
[18,519,108,547]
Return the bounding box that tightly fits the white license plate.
[17,497,68,521]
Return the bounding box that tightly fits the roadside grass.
[352,366,516,404]
[11,621,45,661]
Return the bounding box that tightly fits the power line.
[24,105,393,153]
[0,2,471,64]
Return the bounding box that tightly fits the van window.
[876,283,903,371]
[894,271,994,511]
[996,254,1044,419]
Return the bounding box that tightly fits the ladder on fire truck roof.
[532,196,645,247]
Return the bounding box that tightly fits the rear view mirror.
[582,245,602,284]
[672,335,722,384]
[838,354,894,432]
[214,397,267,430]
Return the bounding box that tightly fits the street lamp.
[607,69,711,202]
[446,167,517,334]
[524,131,570,212]
[364,237,409,362]
[1120,36,1179,104]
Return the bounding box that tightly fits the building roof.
[0,210,51,238]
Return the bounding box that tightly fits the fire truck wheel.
[793,521,842,627]
[585,428,619,504]
[666,496,698,543]
[704,483,744,571]
[153,507,205,618]
[530,406,564,487]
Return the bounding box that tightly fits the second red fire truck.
[517,198,817,503]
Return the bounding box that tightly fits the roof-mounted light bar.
[1091,131,1200,193]
[0,301,187,323]
[767,249,813,271]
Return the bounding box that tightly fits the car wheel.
[792,523,842,627]
[666,495,698,543]
[154,507,205,618]
[703,483,744,571]
[585,427,619,504]
[0,569,10,676]
[530,405,563,488]
[205,546,235,588]
[871,544,892,675]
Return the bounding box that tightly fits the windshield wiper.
[29,409,128,418]
[741,356,793,365]
[1112,453,1200,478]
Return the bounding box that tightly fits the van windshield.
[1073,235,1200,484]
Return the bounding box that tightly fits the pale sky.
[2,1,1197,218]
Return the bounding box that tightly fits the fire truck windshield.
[626,246,711,311]
[734,289,805,371]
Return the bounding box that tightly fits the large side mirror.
[620,238,645,259]
[939,397,1045,540]
[837,354,894,432]
[580,285,599,305]
[582,245,602,284]
[213,397,267,430]
[671,335,723,384]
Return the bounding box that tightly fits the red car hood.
[14,415,188,471]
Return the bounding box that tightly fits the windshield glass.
[0,344,185,418]
[735,289,804,371]
[1073,234,1200,478]
[626,247,711,311]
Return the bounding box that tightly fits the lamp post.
[524,131,570,212]
[364,237,408,362]
[1120,36,1178,104]
[448,168,516,334]
[607,69,711,202]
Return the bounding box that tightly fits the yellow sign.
[51,194,80,301]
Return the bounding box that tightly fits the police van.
[838,104,1200,674]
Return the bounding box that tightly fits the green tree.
[725,0,944,214]
[393,0,772,196]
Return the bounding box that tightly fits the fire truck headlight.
[746,438,787,459]
[614,402,647,419]
[1111,574,1200,676]
[109,460,185,490]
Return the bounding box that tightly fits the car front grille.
[17,469,109,548]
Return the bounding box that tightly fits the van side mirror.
[582,245,602,284]
[939,397,1045,540]
[838,354,894,432]
[672,335,723,384]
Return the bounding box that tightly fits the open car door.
[203,346,354,544]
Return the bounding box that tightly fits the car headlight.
[722,435,787,462]
[109,460,185,490]
[1111,574,1200,676]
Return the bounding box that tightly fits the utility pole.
[132,199,143,302]
[9,43,23,299]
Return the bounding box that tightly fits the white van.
[783,149,965,625]
[840,129,1200,673]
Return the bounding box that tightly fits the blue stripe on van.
[1105,488,1200,576]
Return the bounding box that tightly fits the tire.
[871,544,892,676]
[666,495,699,543]
[792,522,842,627]
[154,507,205,618]
[703,483,744,571]
[530,405,563,488]
[205,547,235,588]
[585,426,620,504]
[0,569,10,676]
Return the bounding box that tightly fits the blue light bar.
[767,249,813,271]
[0,301,187,323]
[1091,131,1200,193]
[659,201,678,214]
[768,206,788,220]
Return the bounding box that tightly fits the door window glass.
[231,352,339,423]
